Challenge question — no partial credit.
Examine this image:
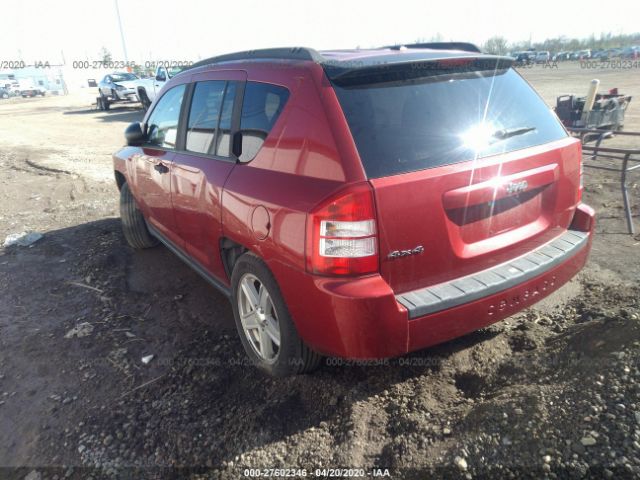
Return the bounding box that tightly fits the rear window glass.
[333,66,567,179]
[239,82,289,162]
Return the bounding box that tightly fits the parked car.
[553,51,570,61]
[513,51,534,65]
[135,66,183,110]
[535,51,551,63]
[622,46,639,59]
[576,49,591,60]
[113,45,594,376]
[19,81,46,97]
[98,72,140,102]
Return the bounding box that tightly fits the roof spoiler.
[326,56,513,86]
[385,42,482,53]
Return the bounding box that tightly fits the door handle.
[154,163,169,174]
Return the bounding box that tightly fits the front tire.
[139,89,151,111]
[231,253,322,376]
[119,182,158,249]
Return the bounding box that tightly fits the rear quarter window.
[333,66,568,179]
[239,82,289,162]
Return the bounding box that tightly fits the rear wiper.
[492,126,536,141]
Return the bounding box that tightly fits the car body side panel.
[221,63,366,275]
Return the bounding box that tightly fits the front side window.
[147,84,186,149]
[239,82,289,162]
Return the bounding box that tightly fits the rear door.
[333,60,581,294]
[170,70,246,281]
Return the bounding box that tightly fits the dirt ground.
[0,62,639,479]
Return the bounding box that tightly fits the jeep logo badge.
[506,180,528,195]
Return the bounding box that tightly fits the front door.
[132,83,186,246]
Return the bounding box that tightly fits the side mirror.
[125,122,146,146]
[155,73,166,82]
[232,131,243,159]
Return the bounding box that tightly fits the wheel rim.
[237,273,281,363]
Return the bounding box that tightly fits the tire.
[231,253,322,376]
[1,92,7,99]
[139,89,151,111]
[119,182,158,249]
[98,91,109,110]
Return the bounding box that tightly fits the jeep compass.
[113,44,594,376]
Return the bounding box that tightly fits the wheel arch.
[220,237,249,281]
[114,170,126,191]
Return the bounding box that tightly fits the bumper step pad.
[396,230,588,319]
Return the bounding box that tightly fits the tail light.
[306,183,378,276]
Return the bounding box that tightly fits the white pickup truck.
[135,66,184,110]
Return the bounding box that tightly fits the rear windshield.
[333,65,567,178]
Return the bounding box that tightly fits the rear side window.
[147,84,186,149]
[239,82,289,162]
[186,81,225,154]
[333,66,568,178]
[186,81,237,157]
[217,82,237,157]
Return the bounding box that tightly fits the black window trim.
[143,78,296,165]
[141,79,245,164]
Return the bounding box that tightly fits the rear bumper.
[273,204,594,359]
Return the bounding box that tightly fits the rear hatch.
[332,57,581,294]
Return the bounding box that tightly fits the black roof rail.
[385,42,481,53]
[187,47,325,71]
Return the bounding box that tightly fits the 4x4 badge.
[387,245,425,260]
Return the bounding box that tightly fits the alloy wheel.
[237,273,281,362]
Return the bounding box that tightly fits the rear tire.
[231,253,322,376]
[119,182,158,249]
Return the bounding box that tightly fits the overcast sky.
[1,0,639,65]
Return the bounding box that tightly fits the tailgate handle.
[442,164,558,210]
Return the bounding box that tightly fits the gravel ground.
[0,62,639,480]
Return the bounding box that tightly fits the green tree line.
[482,32,640,55]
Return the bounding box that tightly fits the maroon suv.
[113,44,594,376]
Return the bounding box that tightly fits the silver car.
[98,72,140,101]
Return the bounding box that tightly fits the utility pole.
[114,0,129,63]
